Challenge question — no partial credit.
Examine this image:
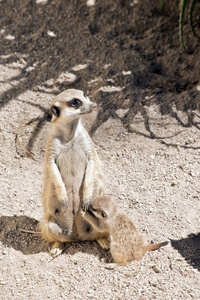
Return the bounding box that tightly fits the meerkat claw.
[80,209,85,217]
[83,201,91,211]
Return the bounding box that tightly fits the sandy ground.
[0,0,200,299]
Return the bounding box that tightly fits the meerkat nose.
[92,102,97,109]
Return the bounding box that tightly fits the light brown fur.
[39,89,107,254]
[80,195,169,268]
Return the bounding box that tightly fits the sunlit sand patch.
[116,108,129,118]
[56,72,77,84]
[44,79,54,87]
[36,0,48,4]
[107,78,115,83]
[122,70,132,76]
[0,54,13,60]
[88,77,102,85]
[5,35,15,40]
[86,0,96,7]
[0,53,29,60]
[26,66,35,72]
[98,86,123,93]
[104,63,111,69]
[71,64,88,72]
[47,30,56,37]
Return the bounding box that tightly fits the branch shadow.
[171,233,200,271]
[90,91,200,150]
[0,0,199,152]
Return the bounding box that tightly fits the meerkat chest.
[56,138,89,186]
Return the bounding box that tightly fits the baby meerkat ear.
[51,104,60,117]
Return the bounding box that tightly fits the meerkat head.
[50,89,96,123]
[87,195,117,222]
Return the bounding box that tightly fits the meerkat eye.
[51,105,60,117]
[101,212,106,218]
[68,98,82,108]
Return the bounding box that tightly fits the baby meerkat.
[39,89,106,254]
[80,195,169,268]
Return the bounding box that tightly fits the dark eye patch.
[67,98,82,108]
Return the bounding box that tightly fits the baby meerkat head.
[50,89,97,123]
[87,195,117,221]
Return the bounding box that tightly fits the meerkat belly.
[56,145,87,194]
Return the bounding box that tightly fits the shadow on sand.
[0,0,199,152]
[0,215,111,261]
[171,233,200,271]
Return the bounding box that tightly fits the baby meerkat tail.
[143,241,169,254]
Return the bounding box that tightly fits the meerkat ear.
[83,90,87,98]
[51,105,60,117]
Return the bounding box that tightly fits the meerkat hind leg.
[50,241,64,257]
[105,245,127,269]
[97,238,110,250]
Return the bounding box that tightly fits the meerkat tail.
[143,241,169,253]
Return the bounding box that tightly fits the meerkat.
[80,195,169,268]
[39,89,108,254]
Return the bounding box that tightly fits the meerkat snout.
[91,102,97,108]
[80,101,97,114]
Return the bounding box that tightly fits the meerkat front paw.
[83,197,92,210]
[57,191,68,208]
[60,199,68,208]
[80,209,86,217]
[97,238,110,249]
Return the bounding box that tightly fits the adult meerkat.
[39,89,107,254]
[80,195,169,268]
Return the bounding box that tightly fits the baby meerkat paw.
[97,238,110,250]
[98,187,104,195]
[80,209,86,217]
